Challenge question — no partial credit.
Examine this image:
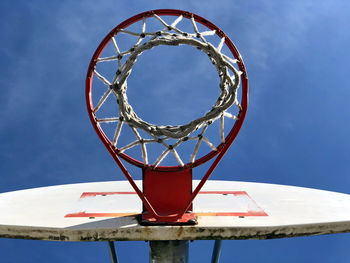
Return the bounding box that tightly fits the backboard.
[1,180,350,241]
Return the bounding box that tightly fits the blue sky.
[1,0,350,262]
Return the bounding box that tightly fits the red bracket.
[141,168,197,225]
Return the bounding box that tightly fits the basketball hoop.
[86,9,248,224]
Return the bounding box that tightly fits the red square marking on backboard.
[65,191,267,218]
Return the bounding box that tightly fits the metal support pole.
[149,241,189,263]
[211,240,222,263]
[107,241,119,263]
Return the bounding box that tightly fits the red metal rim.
[86,9,248,171]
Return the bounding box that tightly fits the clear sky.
[1,0,350,262]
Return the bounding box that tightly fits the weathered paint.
[1,220,350,241]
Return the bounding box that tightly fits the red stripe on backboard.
[64,211,267,218]
[65,212,138,218]
[80,192,135,198]
[195,211,268,216]
[81,191,249,198]
[199,191,247,195]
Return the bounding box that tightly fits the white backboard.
[1,180,350,241]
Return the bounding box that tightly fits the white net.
[91,14,242,167]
